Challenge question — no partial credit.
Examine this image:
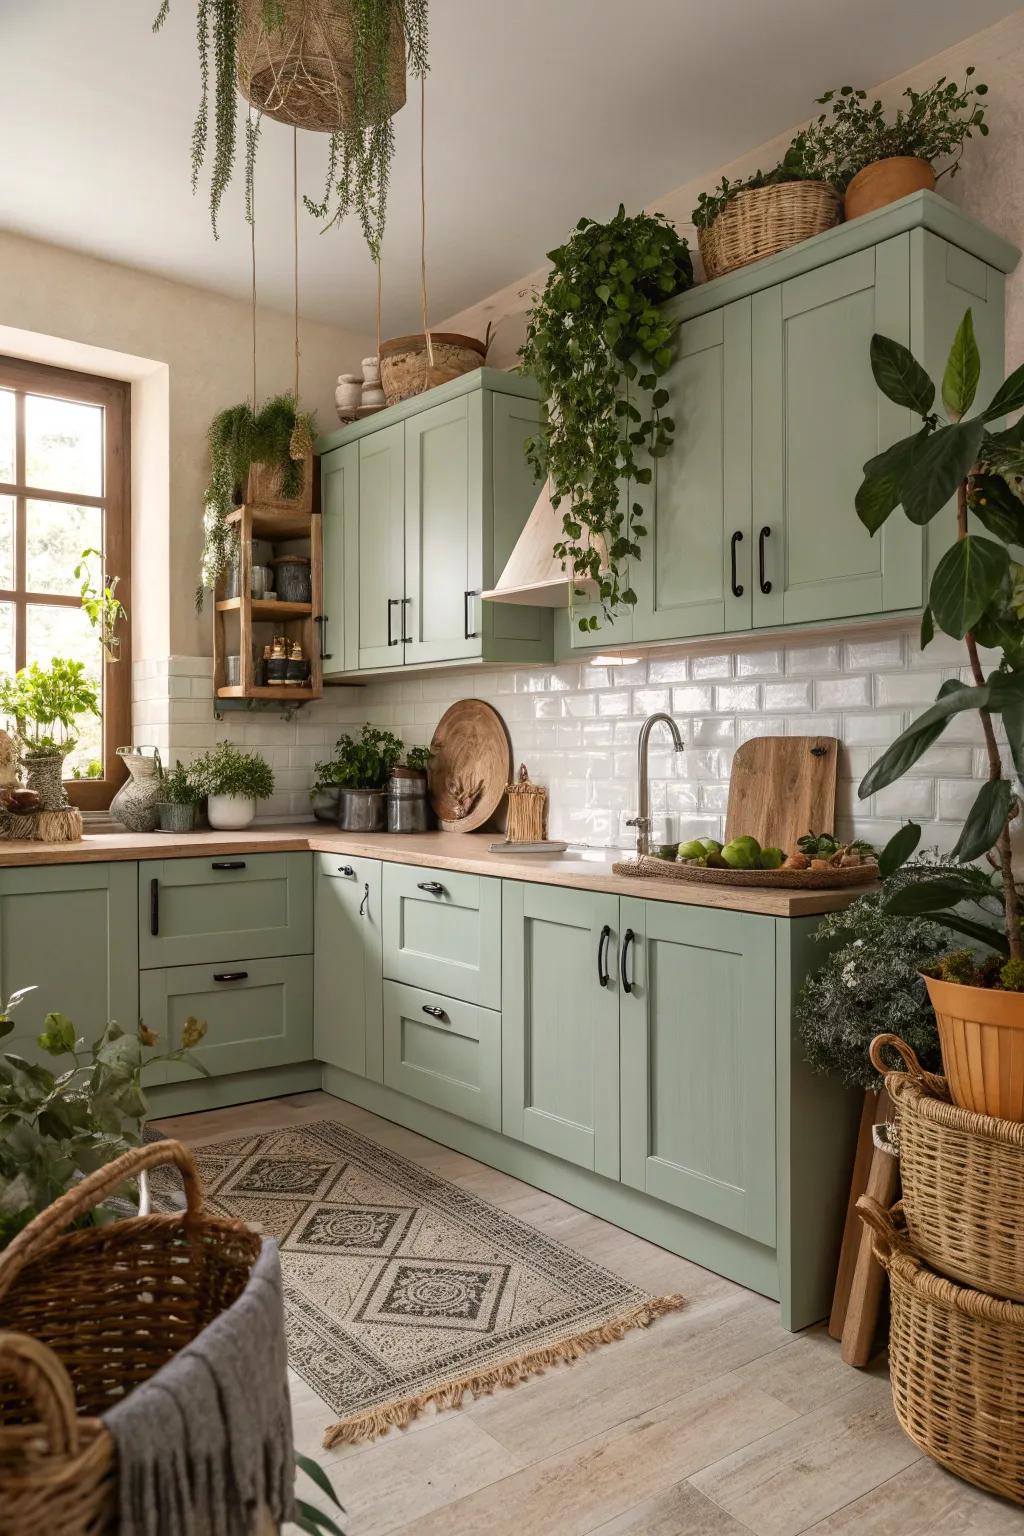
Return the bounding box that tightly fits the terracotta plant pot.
[844,157,935,221]
[924,973,1024,1121]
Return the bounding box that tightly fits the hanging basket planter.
[237,0,407,133]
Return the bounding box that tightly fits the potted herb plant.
[193,741,275,830]
[801,70,988,220]
[311,723,404,830]
[0,659,100,810]
[520,205,693,632]
[855,306,1024,1118]
[154,760,204,834]
[387,743,433,832]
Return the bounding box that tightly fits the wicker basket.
[612,854,878,891]
[379,332,488,407]
[871,1032,1024,1303]
[0,1141,260,1536]
[698,181,842,280]
[858,1196,1024,1506]
[245,450,313,515]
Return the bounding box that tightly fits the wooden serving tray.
[612,855,879,890]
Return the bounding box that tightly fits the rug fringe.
[321,1292,686,1448]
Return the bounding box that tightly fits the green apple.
[759,846,784,869]
[699,837,723,856]
[676,839,708,861]
[721,835,761,870]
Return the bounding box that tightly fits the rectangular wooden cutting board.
[724,736,839,853]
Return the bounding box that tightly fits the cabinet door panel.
[382,979,500,1129]
[404,393,482,665]
[143,956,312,1082]
[314,853,383,1080]
[502,882,619,1178]
[355,423,406,668]
[633,301,752,641]
[139,852,312,969]
[382,864,500,1008]
[752,235,920,627]
[320,441,358,675]
[620,899,775,1245]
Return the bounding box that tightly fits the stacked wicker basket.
[860,1033,1024,1505]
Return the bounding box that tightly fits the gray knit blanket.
[103,1238,296,1536]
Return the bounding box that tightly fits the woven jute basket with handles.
[0,1140,260,1536]
[858,1196,1024,1506]
[871,1031,1024,1303]
[698,181,841,280]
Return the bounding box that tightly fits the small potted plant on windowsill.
[311,724,404,831]
[0,659,100,811]
[154,760,204,834]
[193,741,275,831]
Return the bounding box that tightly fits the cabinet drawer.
[139,852,313,968]
[141,955,313,1083]
[382,979,500,1129]
[382,864,500,1007]
[314,853,383,1080]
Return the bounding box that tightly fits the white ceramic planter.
[206,794,257,830]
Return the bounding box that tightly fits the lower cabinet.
[141,956,312,1083]
[382,979,501,1130]
[314,853,383,1080]
[382,863,501,1008]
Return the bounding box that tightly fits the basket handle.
[0,1331,80,1456]
[855,1193,899,1271]
[868,1031,943,1091]
[0,1140,202,1301]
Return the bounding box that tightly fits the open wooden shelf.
[225,504,315,540]
[216,685,319,701]
[216,597,313,619]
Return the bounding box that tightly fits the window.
[0,357,131,810]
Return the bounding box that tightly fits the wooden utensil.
[428,700,513,833]
[724,736,839,852]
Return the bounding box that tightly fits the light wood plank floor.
[153,1091,1021,1536]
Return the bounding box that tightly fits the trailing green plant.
[198,394,315,609]
[0,987,209,1249]
[403,743,432,773]
[519,205,693,631]
[691,136,833,231]
[75,547,127,661]
[192,740,275,800]
[855,308,1024,971]
[158,760,205,806]
[312,723,403,792]
[0,659,100,759]
[796,70,989,192]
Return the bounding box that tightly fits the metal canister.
[386,771,430,833]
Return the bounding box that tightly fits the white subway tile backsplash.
[692,716,736,746]
[786,643,841,675]
[671,684,714,714]
[875,671,947,706]
[715,683,760,713]
[690,654,733,680]
[646,657,689,683]
[844,637,905,671]
[736,649,784,677]
[841,712,905,743]
[632,687,670,715]
[815,675,872,710]
[872,778,935,818]
[763,681,812,713]
[597,691,632,717]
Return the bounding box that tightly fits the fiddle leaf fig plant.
[857,308,1024,972]
[519,205,693,631]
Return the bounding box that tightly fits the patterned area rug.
[151,1119,684,1446]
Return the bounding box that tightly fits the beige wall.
[444,8,1024,372]
[0,232,372,658]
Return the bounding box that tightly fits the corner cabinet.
[568,193,1019,652]
[317,369,552,676]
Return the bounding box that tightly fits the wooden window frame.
[0,355,131,811]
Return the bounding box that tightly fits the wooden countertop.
[0,824,872,917]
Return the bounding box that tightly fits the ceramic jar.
[207,794,256,831]
[272,555,312,604]
[844,156,935,220]
[335,373,362,420]
[110,746,164,832]
[361,356,385,410]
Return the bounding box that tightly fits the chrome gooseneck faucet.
[626,711,685,856]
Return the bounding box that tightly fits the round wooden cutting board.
[428,700,513,833]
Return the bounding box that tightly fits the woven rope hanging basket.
[237,0,406,133]
[698,181,841,281]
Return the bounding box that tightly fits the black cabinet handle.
[359,883,370,916]
[758,525,772,595]
[417,880,444,895]
[338,864,355,877]
[422,1003,448,1022]
[149,877,159,936]
[730,530,744,598]
[597,923,611,988]
[213,970,248,983]
[212,861,246,871]
[464,589,480,640]
[314,614,332,661]
[387,597,400,646]
[620,929,636,995]
[400,596,412,645]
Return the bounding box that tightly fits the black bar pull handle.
[400,596,412,645]
[387,597,400,646]
[213,970,248,983]
[464,589,480,640]
[597,923,611,988]
[758,525,772,595]
[417,880,445,895]
[620,928,636,995]
[314,614,332,661]
[422,1003,449,1022]
[149,877,159,936]
[730,530,744,598]
[212,861,246,871]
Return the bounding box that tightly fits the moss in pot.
[312,724,404,831]
[193,741,274,831]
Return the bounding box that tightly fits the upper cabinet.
[317,370,551,676]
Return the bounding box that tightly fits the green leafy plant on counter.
[192,741,275,800]
[312,724,404,793]
[198,394,316,609]
[0,987,209,1250]
[158,760,205,806]
[519,204,694,632]
[75,547,127,661]
[856,309,1024,973]
[0,659,100,759]
[402,744,432,774]
[690,134,834,231]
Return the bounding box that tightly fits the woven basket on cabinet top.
[697,181,842,280]
[871,1032,1024,1303]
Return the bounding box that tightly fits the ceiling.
[2,0,1019,333]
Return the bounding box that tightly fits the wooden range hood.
[481,481,604,607]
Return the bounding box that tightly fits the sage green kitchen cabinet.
[0,862,139,1070]
[619,898,776,1246]
[314,853,383,1080]
[382,863,501,1009]
[354,422,405,670]
[403,392,482,666]
[138,852,313,969]
[501,881,620,1178]
[319,438,359,674]
[382,978,501,1130]
[142,955,313,1083]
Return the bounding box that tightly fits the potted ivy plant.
[800,70,988,219]
[311,723,404,830]
[154,760,204,834]
[854,305,1024,1118]
[193,741,275,830]
[0,659,100,810]
[520,205,693,633]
